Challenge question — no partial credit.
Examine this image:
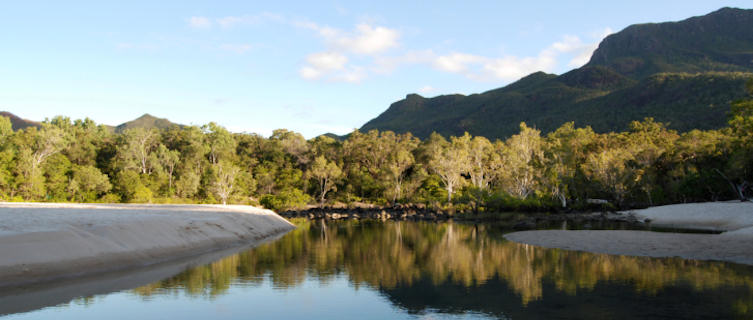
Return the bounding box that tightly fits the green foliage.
[69,165,112,202]
[2,88,752,211]
[132,184,153,203]
[260,188,311,211]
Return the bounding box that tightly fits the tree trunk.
[715,169,747,201]
[558,194,567,208]
[319,178,327,206]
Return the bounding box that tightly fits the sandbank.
[0,202,295,287]
[504,201,753,265]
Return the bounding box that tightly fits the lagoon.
[3,220,752,319]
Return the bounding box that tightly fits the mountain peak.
[135,113,156,119]
[586,7,753,78]
[114,114,181,133]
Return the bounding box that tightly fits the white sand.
[0,202,295,286]
[505,201,753,265]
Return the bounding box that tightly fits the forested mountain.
[114,113,182,133]
[0,112,181,133]
[0,112,40,131]
[361,7,753,139]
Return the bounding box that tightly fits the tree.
[270,129,309,166]
[467,135,498,190]
[499,123,543,199]
[119,128,157,174]
[0,116,14,195]
[545,122,597,207]
[204,122,236,165]
[252,163,276,195]
[724,79,753,200]
[380,133,419,203]
[625,118,678,205]
[213,161,240,205]
[68,165,112,202]
[427,133,469,203]
[175,171,200,198]
[157,144,180,193]
[14,125,68,199]
[583,147,635,207]
[308,155,342,205]
[53,117,108,166]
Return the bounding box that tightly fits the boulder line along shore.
[504,201,753,265]
[0,202,295,287]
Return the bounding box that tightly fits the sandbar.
[0,202,295,286]
[504,201,753,265]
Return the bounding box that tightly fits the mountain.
[361,7,753,139]
[114,114,182,133]
[0,112,41,131]
[0,112,185,133]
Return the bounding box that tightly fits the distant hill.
[361,7,753,139]
[0,112,41,131]
[114,114,182,133]
[0,112,185,133]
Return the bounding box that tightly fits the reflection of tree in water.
[132,219,753,317]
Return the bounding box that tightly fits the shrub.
[260,188,311,211]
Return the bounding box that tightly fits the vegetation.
[361,8,753,140]
[0,81,750,212]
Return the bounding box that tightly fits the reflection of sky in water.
[6,275,496,320]
[3,220,753,319]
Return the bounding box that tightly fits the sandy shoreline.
[505,201,753,265]
[0,202,295,287]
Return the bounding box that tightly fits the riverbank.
[505,201,753,265]
[279,203,622,223]
[0,203,295,287]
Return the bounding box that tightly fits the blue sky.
[1,1,750,138]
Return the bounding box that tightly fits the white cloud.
[215,12,284,28]
[434,53,486,73]
[299,66,322,80]
[431,28,614,81]
[418,85,435,95]
[188,16,212,29]
[184,13,611,85]
[306,52,348,71]
[217,16,243,28]
[334,67,366,83]
[299,21,399,55]
[296,21,400,82]
[566,27,614,67]
[482,54,557,81]
[219,43,253,54]
[373,50,435,74]
[299,52,365,82]
[341,24,399,54]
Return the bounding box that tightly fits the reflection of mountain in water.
[134,220,753,318]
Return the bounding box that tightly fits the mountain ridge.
[0,111,41,131]
[360,7,753,139]
[0,112,183,133]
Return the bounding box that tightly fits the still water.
[3,219,753,319]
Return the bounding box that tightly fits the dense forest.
[1,82,751,213]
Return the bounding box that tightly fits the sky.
[1,1,751,138]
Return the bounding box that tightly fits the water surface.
[3,219,753,319]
